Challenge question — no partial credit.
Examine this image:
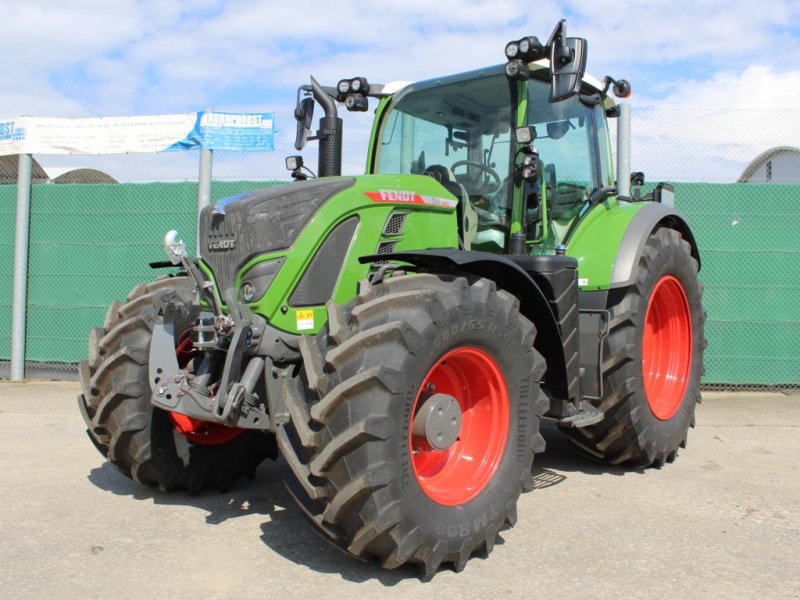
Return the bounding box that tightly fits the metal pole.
[10,154,32,380]
[616,103,631,198]
[197,148,213,253]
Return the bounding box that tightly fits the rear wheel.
[280,273,547,577]
[565,227,705,467]
[78,276,276,493]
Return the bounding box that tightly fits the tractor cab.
[291,19,627,257]
[368,64,615,255]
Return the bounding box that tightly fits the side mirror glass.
[546,121,571,140]
[294,97,314,150]
[547,20,588,102]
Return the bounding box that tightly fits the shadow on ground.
[87,421,638,583]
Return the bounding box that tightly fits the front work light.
[337,79,351,97]
[345,94,369,112]
[504,35,545,81]
[517,36,543,59]
[350,77,368,93]
[505,60,530,80]
[337,77,370,104]
[505,41,519,59]
[285,155,303,172]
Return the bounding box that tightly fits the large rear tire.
[78,276,277,493]
[280,273,547,577]
[565,228,705,467]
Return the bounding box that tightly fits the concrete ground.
[0,381,798,600]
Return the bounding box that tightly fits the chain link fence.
[1,106,799,388]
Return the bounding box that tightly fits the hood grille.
[199,178,354,297]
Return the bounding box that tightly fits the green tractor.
[78,20,705,577]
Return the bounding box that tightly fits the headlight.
[239,258,285,304]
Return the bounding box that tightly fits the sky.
[3,0,800,182]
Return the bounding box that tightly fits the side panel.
[217,174,461,335]
[567,199,700,291]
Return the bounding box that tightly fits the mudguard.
[567,201,701,291]
[359,249,572,404]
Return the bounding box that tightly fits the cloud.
[4,1,800,183]
[631,66,800,181]
[4,1,799,115]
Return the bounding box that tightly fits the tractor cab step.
[553,402,603,428]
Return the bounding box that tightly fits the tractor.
[78,20,705,578]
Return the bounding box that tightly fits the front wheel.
[565,227,705,467]
[281,273,547,577]
[78,277,277,493]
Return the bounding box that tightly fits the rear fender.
[609,203,701,287]
[568,201,701,290]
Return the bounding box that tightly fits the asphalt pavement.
[0,381,798,600]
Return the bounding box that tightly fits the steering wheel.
[451,160,501,194]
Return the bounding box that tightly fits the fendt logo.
[208,238,236,251]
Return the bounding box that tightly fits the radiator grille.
[383,212,407,236]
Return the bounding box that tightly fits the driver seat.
[423,165,478,249]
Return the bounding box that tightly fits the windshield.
[375,69,514,207]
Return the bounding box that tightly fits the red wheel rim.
[167,331,242,446]
[410,347,509,506]
[642,275,693,420]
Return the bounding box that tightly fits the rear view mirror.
[294,97,315,150]
[548,20,587,102]
[546,121,571,140]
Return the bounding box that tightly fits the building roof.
[738,146,800,183]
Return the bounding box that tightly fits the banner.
[166,112,275,152]
[0,111,274,156]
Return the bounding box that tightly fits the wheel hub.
[412,393,462,451]
[642,275,693,420]
[409,346,510,506]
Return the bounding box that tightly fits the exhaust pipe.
[310,76,343,177]
[616,102,631,199]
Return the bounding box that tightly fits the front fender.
[359,249,571,402]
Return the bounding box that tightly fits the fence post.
[10,153,32,381]
[197,148,213,250]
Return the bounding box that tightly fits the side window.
[377,110,469,175]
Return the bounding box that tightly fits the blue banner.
[165,111,275,152]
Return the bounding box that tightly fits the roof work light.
[504,35,546,80]
[336,77,371,111]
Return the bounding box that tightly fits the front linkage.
[151,232,297,434]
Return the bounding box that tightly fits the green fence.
[1,181,798,386]
[677,183,800,386]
